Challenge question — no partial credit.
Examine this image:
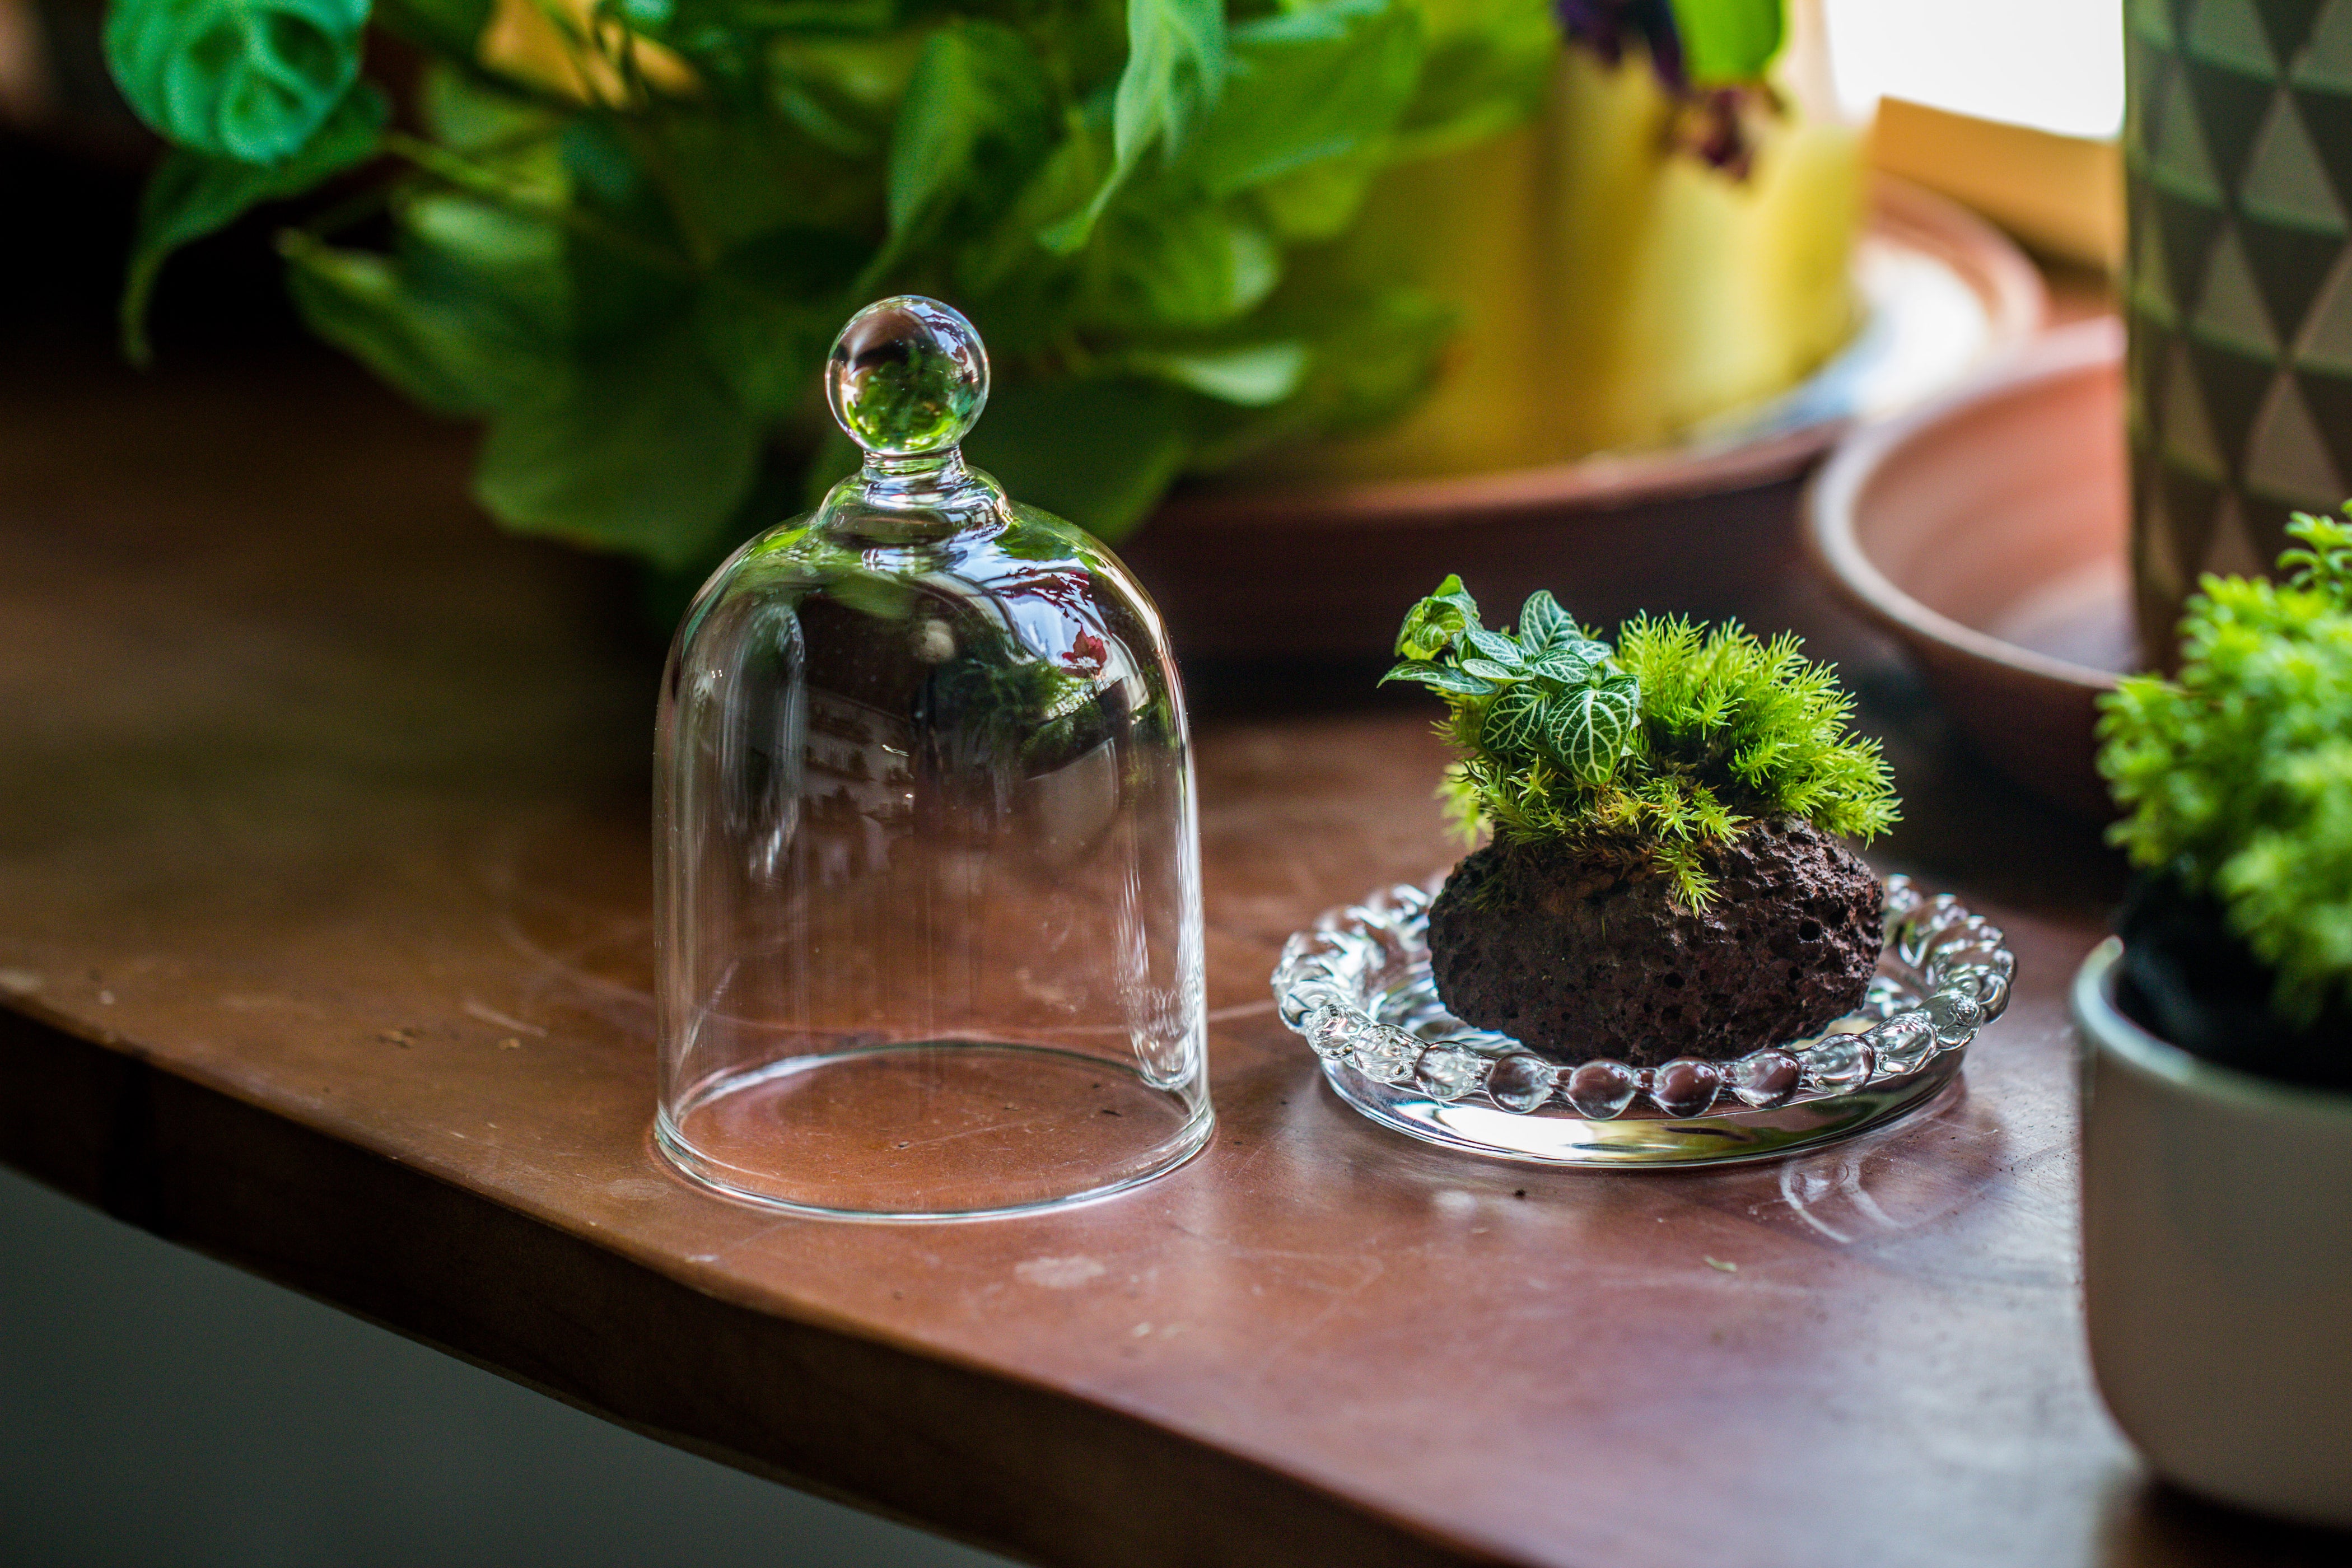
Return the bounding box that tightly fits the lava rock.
[1427,816,1882,1066]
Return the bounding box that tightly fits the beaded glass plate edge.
[1270,873,2014,1168]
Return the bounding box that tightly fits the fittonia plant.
[1385,575,1898,906]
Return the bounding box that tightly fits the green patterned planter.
[2126,0,2352,661]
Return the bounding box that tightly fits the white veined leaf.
[1542,680,1638,782]
[1481,683,1548,758]
[1430,573,1480,630]
[1459,657,1518,681]
[1522,646,1599,687]
[1464,627,1525,668]
[1394,597,1465,659]
[1518,590,1571,651]
[1379,660,1495,696]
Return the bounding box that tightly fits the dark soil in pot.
[1427,815,1882,1068]
[2115,878,2352,1093]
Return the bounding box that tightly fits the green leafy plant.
[101,0,1567,571]
[101,0,1796,576]
[1386,575,1897,904]
[2099,510,2352,1028]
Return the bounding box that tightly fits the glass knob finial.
[825,296,990,458]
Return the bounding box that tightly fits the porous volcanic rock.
[1427,816,1882,1067]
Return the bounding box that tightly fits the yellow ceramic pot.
[1257,45,1863,482]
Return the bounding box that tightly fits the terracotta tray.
[1805,318,2132,818]
[1126,180,2048,658]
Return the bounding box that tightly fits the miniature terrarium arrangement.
[1274,576,2015,1165]
[2075,512,2352,1525]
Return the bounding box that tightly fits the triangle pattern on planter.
[2152,58,2229,199]
[2292,82,2352,209]
[2239,91,2347,226]
[2149,181,2230,312]
[2162,461,2229,592]
[2293,241,2352,367]
[2190,0,2288,73]
[2255,0,2330,68]
[2134,211,2178,319]
[2246,369,2347,500]
[2292,0,2352,90]
[2163,334,2229,476]
[2241,214,2345,339]
[2206,493,2275,577]
[2130,1,2352,642]
[2187,334,2280,477]
[2131,19,2183,141]
[2185,58,2285,193]
[2291,365,2352,485]
[2135,452,2195,612]
[2195,223,2284,349]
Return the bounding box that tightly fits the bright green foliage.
[1669,0,1783,85]
[1387,577,1897,906]
[105,0,370,163]
[104,0,1563,564]
[1084,0,1233,242]
[2100,511,2352,1026]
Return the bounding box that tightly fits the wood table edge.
[0,1000,1540,1568]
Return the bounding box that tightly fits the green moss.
[1385,576,1897,905]
[2099,510,2352,1027]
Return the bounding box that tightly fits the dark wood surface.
[0,340,2337,1568]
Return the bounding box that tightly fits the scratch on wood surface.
[489,909,656,1035]
[1160,1219,1393,1370]
[463,999,548,1037]
[1254,1257,1385,1373]
[218,992,326,1017]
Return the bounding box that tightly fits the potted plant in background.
[2075,510,2352,1529]
[1255,0,1863,484]
[96,0,1844,593]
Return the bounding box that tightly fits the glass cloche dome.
[655,297,1214,1218]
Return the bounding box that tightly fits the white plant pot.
[2072,937,2352,1528]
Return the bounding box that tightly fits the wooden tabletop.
[0,341,2335,1568]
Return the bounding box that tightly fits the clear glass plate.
[1272,873,2013,1168]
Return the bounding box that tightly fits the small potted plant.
[1385,573,1898,1065]
[2077,511,2352,1528]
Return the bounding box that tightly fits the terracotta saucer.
[1805,316,2133,818]
[1125,180,2048,659]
